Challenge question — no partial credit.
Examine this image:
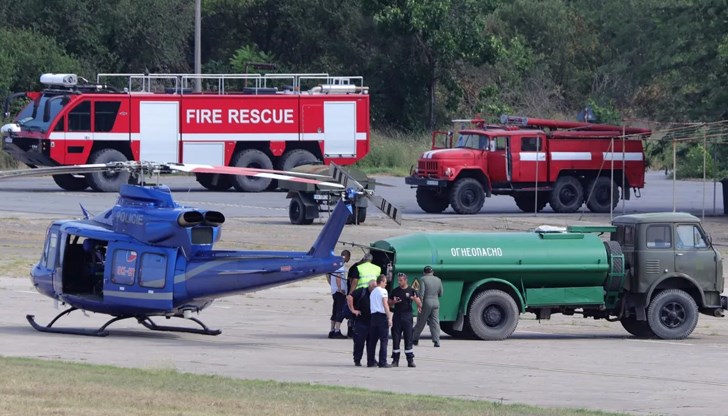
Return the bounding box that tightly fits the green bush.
[355,130,432,176]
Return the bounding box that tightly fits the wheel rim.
[290,201,302,221]
[559,185,578,205]
[659,301,686,328]
[483,304,504,327]
[460,186,478,207]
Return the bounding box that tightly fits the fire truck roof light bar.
[40,73,78,87]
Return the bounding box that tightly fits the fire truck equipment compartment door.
[323,102,356,156]
[140,101,179,163]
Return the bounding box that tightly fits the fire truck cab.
[2,72,370,192]
[405,115,650,214]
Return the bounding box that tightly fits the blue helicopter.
[0,161,399,336]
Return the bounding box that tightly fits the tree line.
[1,0,727,174]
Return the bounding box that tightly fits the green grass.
[0,356,627,416]
[356,129,432,176]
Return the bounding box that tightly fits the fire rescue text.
[185,108,294,125]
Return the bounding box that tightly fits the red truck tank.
[1,73,370,192]
[405,115,651,214]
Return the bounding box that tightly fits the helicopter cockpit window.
[42,231,59,269]
[139,253,167,289]
[455,134,489,150]
[111,249,137,285]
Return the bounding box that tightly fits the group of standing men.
[328,250,443,368]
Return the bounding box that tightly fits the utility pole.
[194,0,202,92]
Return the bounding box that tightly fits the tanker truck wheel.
[416,187,449,213]
[85,149,129,192]
[549,176,584,213]
[449,178,485,214]
[513,192,548,213]
[440,321,477,339]
[231,149,273,192]
[646,289,699,340]
[619,316,655,338]
[468,290,519,340]
[586,176,619,213]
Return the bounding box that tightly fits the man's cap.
[423,266,433,273]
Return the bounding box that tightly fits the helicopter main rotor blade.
[166,163,344,188]
[329,162,402,225]
[0,163,134,180]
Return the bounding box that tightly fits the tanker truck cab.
[611,213,725,339]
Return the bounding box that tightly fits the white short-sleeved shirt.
[370,286,388,314]
[329,266,347,294]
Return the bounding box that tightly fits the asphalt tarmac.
[0,170,727,415]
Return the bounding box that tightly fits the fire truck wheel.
[280,149,319,171]
[52,174,88,191]
[289,196,314,225]
[85,149,129,192]
[468,289,519,340]
[646,289,699,340]
[585,176,619,213]
[231,149,274,192]
[196,174,232,191]
[416,187,449,213]
[513,192,548,213]
[449,177,485,214]
[620,316,655,338]
[549,176,584,213]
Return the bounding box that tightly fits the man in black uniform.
[346,279,376,366]
[345,255,365,337]
[389,272,422,367]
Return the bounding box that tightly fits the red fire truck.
[1,72,370,191]
[405,115,651,214]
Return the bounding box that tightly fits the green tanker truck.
[369,212,727,340]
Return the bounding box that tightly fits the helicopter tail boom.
[308,201,352,258]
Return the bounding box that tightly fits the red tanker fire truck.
[1,72,370,191]
[405,115,651,214]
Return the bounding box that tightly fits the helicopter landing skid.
[26,308,123,337]
[27,308,220,337]
[137,316,222,336]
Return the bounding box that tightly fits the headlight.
[444,168,454,178]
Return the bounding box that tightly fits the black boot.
[407,357,416,368]
[391,353,400,367]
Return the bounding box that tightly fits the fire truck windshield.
[17,95,66,132]
[456,133,489,150]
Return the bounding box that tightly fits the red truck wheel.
[549,176,584,213]
[449,178,485,214]
[586,176,619,213]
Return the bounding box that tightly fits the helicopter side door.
[31,224,62,299]
[103,243,175,312]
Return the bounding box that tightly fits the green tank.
[373,231,610,288]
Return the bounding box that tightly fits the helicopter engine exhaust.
[178,211,204,227]
[203,211,225,226]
